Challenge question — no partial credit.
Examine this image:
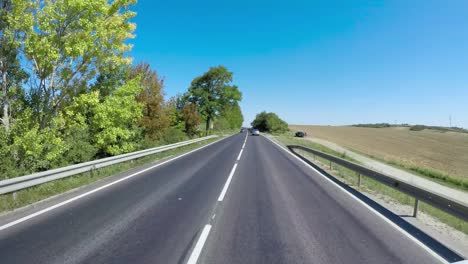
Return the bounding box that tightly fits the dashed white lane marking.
[186,224,212,264]
[237,149,244,161]
[264,136,448,264]
[185,134,247,264]
[0,135,233,232]
[217,163,238,202]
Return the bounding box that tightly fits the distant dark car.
[240,128,245,133]
[295,131,307,137]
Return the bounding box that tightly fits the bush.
[160,127,188,144]
[410,125,426,131]
[61,127,97,165]
[213,117,230,131]
[251,111,288,133]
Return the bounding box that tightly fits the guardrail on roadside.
[0,136,218,195]
[287,145,468,222]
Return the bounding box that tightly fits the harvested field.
[289,125,468,181]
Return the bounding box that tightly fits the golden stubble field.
[289,125,468,180]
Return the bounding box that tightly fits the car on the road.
[240,128,245,133]
[251,128,260,136]
[295,131,307,137]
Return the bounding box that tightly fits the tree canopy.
[251,112,288,133]
[0,1,245,181]
[185,66,242,134]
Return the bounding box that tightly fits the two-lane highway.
[0,133,446,263]
[0,134,245,264]
[200,135,442,264]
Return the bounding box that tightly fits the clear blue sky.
[130,0,468,128]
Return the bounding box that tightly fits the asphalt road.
[0,133,447,263]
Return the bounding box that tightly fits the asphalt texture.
[0,133,448,264]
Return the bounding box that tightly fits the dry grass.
[289,125,468,180]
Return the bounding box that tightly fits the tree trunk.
[1,70,9,133]
[2,103,9,133]
[205,116,211,136]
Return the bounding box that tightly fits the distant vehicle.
[251,128,260,136]
[240,128,245,133]
[295,131,307,137]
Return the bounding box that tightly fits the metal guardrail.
[288,145,468,222]
[0,136,218,195]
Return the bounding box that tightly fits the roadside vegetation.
[0,137,221,213]
[0,1,243,183]
[251,112,288,133]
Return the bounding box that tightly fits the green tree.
[185,66,242,135]
[23,0,137,129]
[251,111,288,133]
[64,77,143,156]
[9,109,67,174]
[219,102,243,130]
[0,0,32,132]
[165,96,184,130]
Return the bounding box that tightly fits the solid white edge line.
[217,163,238,202]
[237,149,244,161]
[0,135,234,232]
[263,136,449,264]
[186,224,212,264]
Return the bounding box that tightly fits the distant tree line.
[351,123,468,134]
[0,0,243,179]
[352,123,394,128]
[251,112,288,133]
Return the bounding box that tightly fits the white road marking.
[0,135,233,232]
[185,133,247,263]
[186,224,212,264]
[217,163,238,202]
[237,149,244,161]
[264,136,449,264]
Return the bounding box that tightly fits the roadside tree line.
[251,111,288,133]
[0,0,243,179]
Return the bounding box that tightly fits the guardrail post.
[329,161,332,170]
[12,191,17,201]
[413,199,419,217]
[90,165,96,177]
[357,173,361,188]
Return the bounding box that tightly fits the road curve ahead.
[0,133,445,264]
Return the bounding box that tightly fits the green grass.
[386,159,468,191]
[345,147,468,192]
[0,137,221,213]
[293,149,468,235]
